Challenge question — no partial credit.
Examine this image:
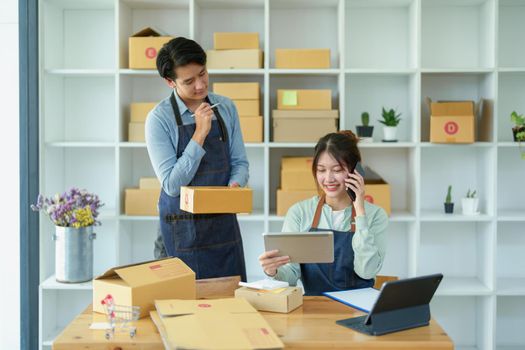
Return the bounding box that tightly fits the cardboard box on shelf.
[128,122,145,142]
[124,188,160,216]
[277,189,319,216]
[129,27,173,69]
[206,49,263,69]
[275,48,330,69]
[233,99,260,116]
[235,286,303,313]
[213,82,260,100]
[213,32,259,50]
[131,102,156,123]
[277,89,332,110]
[363,166,391,216]
[180,186,252,214]
[428,98,476,144]
[139,177,160,190]
[93,258,195,318]
[281,157,316,190]
[272,110,338,142]
[239,116,263,143]
[153,298,283,349]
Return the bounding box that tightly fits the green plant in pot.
[444,185,454,214]
[511,111,525,159]
[379,107,401,142]
[356,111,374,141]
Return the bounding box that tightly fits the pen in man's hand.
[191,103,221,117]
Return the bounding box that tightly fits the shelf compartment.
[119,220,158,265]
[497,148,525,214]
[498,0,525,68]
[496,296,525,349]
[497,72,525,142]
[497,223,525,295]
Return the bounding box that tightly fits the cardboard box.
[277,189,319,216]
[180,186,253,214]
[277,89,332,110]
[281,157,316,190]
[235,286,303,313]
[129,27,173,69]
[93,258,196,318]
[124,188,160,216]
[213,82,260,100]
[214,32,259,50]
[273,110,339,142]
[128,122,145,142]
[233,99,259,116]
[275,48,330,69]
[206,49,263,69]
[139,177,160,190]
[131,102,156,123]
[239,116,263,143]
[153,298,284,349]
[429,99,475,143]
[363,166,391,215]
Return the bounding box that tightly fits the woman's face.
[315,151,349,200]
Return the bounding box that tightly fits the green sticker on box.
[282,90,298,106]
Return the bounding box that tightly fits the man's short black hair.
[156,37,207,81]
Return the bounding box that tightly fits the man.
[145,37,249,280]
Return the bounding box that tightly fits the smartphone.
[346,162,365,201]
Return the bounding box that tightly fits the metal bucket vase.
[53,226,96,283]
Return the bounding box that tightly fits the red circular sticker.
[198,303,211,308]
[145,47,157,59]
[364,195,374,203]
[444,121,459,135]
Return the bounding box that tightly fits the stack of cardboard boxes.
[213,82,262,142]
[128,103,156,142]
[273,89,338,142]
[277,157,319,216]
[124,177,161,216]
[275,48,331,69]
[128,27,173,69]
[207,32,263,69]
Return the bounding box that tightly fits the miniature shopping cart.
[100,294,140,339]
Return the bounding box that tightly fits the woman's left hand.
[345,170,366,216]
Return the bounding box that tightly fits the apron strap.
[310,195,357,232]
[170,92,183,126]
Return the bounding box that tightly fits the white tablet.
[263,231,334,264]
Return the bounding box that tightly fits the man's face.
[172,63,209,102]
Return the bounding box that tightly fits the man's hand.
[192,102,213,146]
[229,182,240,188]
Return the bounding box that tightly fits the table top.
[53,296,453,350]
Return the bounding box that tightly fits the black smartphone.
[346,162,365,201]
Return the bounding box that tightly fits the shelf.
[45,68,115,76]
[47,142,115,148]
[268,211,415,222]
[345,69,416,75]
[42,327,62,347]
[419,142,493,148]
[420,211,492,222]
[40,275,93,290]
[499,67,525,73]
[497,278,525,296]
[268,142,317,148]
[119,69,157,75]
[268,69,340,75]
[497,211,525,222]
[435,277,492,296]
[497,142,522,148]
[209,69,265,75]
[421,68,494,74]
[119,210,265,222]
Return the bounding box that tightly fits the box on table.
[128,122,145,142]
[275,48,330,69]
[233,99,260,116]
[363,166,391,216]
[131,102,156,123]
[281,157,316,190]
[428,98,475,144]
[235,286,303,313]
[277,89,332,110]
[206,49,263,69]
[180,186,252,214]
[213,82,260,100]
[277,189,319,216]
[129,27,173,69]
[124,188,160,216]
[139,177,160,190]
[214,32,259,50]
[272,110,338,142]
[152,298,283,349]
[239,116,263,143]
[93,258,196,318]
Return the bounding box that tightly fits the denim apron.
[158,92,247,281]
[301,196,374,295]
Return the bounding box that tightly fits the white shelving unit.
[38,0,525,349]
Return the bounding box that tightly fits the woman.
[259,131,388,295]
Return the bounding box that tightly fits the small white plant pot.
[462,198,479,215]
[383,126,398,141]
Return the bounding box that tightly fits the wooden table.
[53,297,453,349]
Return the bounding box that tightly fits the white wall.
[0,0,20,349]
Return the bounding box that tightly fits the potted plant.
[461,189,479,215]
[444,185,454,214]
[356,111,374,142]
[31,188,104,283]
[511,111,525,159]
[379,107,402,142]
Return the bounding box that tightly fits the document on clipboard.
[324,287,380,313]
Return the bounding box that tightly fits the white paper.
[324,287,380,313]
[89,322,110,330]
[239,279,289,290]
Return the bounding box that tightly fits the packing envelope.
[154,298,284,349]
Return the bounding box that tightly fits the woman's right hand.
[258,250,290,277]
